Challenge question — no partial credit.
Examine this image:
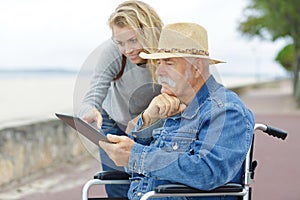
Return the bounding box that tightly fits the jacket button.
[173,143,178,150]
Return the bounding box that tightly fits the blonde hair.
[108,0,163,82]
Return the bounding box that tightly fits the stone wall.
[0,119,89,187]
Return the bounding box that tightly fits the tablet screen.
[55,113,109,145]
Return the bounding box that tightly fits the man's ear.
[193,58,204,78]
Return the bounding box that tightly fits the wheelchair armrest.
[94,171,131,180]
[155,183,244,194]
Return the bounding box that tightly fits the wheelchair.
[82,123,287,200]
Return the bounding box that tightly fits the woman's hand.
[82,108,103,129]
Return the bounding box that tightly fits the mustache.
[157,76,176,87]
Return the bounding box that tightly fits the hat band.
[157,48,209,56]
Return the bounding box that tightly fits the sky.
[0,0,288,77]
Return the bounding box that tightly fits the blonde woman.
[78,1,163,197]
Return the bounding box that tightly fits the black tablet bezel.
[55,113,109,145]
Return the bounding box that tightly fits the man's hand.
[82,108,103,129]
[99,134,135,166]
[126,115,140,134]
[142,93,186,127]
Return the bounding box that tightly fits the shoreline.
[0,76,76,129]
[0,75,292,129]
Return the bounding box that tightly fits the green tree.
[276,43,294,72]
[238,0,300,106]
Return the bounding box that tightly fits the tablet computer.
[55,113,109,145]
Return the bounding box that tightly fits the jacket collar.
[181,76,220,119]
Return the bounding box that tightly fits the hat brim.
[140,52,225,65]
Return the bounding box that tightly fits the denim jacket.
[127,76,255,200]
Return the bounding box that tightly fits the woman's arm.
[77,39,123,117]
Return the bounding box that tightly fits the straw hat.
[139,22,225,64]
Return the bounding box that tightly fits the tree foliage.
[238,0,300,106]
[276,44,294,72]
[238,0,300,41]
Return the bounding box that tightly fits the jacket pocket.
[159,134,196,153]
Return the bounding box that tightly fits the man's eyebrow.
[157,58,175,63]
[157,58,167,62]
[157,58,170,61]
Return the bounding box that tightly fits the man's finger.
[106,134,122,143]
[179,103,187,112]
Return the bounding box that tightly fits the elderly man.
[99,22,255,200]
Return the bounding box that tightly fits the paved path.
[0,79,299,200]
[251,114,300,200]
[0,157,105,200]
[239,80,300,200]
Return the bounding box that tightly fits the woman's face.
[112,25,145,64]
